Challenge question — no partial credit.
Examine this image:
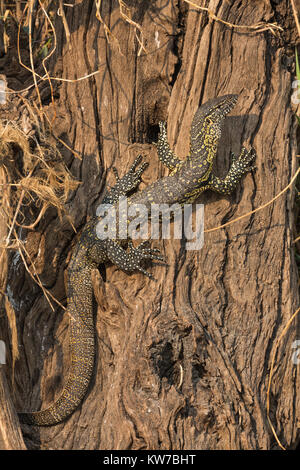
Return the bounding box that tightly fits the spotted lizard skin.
[18,94,255,426]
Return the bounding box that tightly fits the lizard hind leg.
[106,239,165,280]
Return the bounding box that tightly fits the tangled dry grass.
[0,119,79,236]
[0,116,80,386]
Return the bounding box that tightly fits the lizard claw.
[230,151,238,164]
[158,121,167,136]
[112,166,120,181]
[129,154,143,173]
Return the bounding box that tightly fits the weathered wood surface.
[0,367,26,450]
[1,0,299,449]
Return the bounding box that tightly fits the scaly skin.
[18,95,256,426]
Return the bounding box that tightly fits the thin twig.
[118,0,146,55]
[6,67,103,95]
[58,0,71,46]
[6,189,25,243]
[266,306,300,451]
[204,168,299,234]
[95,0,123,55]
[290,0,300,38]
[37,0,57,123]
[28,0,42,110]
[183,0,283,35]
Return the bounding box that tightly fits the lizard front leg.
[103,155,148,204]
[209,147,256,195]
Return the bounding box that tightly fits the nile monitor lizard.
[18,94,256,426]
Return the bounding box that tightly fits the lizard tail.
[18,311,95,426]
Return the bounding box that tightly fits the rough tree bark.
[1,0,299,450]
[0,368,26,450]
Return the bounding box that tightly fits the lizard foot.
[103,155,148,204]
[112,154,148,194]
[209,147,256,195]
[233,147,257,173]
[127,240,165,280]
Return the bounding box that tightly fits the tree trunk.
[0,368,26,450]
[1,0,299,450]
